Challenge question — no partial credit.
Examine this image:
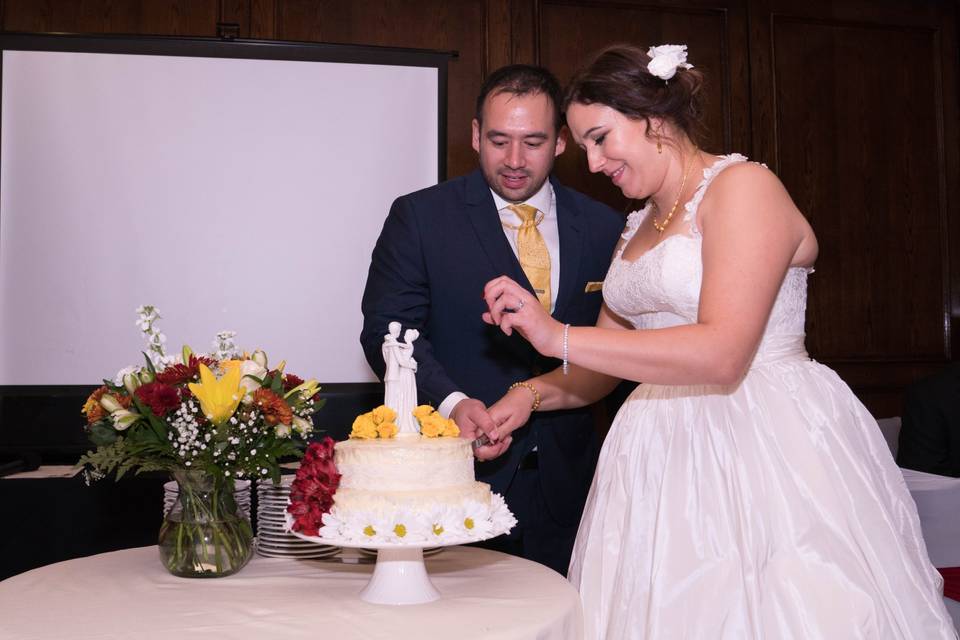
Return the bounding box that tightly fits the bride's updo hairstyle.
[563,44,706,147]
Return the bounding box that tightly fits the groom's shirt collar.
[490,180,554,218]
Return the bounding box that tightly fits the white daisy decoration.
[457,501,493,538]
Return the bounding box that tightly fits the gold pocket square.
[584,281,604,293]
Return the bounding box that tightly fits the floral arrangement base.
[158,470,254,578]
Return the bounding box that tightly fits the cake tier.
[335,434,475,491]
[332,481,492,513]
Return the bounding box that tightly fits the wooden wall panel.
[271,0,495,179]
[0,0,222,35]
[773,20,945,359]
[538,0,750,213]
[749,0,959,414]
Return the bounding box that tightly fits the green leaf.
[270,372,283,394]
[142,352,157,378]
[102,379,124,393]
[89,421,119,446]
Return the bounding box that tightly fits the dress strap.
[683,153,749,236]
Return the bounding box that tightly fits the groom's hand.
[452,398,510,461]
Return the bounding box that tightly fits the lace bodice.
[603,154,812,362]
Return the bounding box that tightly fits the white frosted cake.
[333,435,492,513]
[287,322,515,546]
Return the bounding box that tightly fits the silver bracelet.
[562,323,570,375]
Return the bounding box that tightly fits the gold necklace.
[652,148,698,234]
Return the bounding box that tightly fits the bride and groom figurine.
[381,321,420,435]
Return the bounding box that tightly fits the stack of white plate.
[358,546,444,558]
[256,476,339,559]
[162,479,251,518]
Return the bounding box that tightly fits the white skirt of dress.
[569,357,957,639]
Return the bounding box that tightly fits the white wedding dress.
[568,154,956,639]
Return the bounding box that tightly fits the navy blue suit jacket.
[360,169,623,525]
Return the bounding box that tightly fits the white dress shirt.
[439,181,560,419]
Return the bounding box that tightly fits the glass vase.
[158,469,253,578]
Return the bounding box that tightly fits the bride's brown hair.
[563,44,707,147]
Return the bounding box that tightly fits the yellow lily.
[188,362,244,425]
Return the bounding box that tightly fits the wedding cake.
[288,322,515,546]
[333,436,492,514]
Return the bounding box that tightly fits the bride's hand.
[488,385,535,440]
[482,276,564,357]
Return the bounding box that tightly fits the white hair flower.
[647,44,693,81]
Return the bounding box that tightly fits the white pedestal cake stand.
[286,515,511,605]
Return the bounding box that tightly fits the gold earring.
[656,134,662,154]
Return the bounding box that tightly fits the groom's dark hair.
[475,64,564,133]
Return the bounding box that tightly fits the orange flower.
[82,386,109,424]
[252,388,293,426]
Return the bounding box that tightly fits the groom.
[360,64,622,574]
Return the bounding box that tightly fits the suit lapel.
[464,170,529,288]
[551,177,583,320]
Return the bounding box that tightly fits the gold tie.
[507,203,551,312]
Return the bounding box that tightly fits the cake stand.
[285,515,512,605]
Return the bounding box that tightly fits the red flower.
[134,382,181,417]
[155,354,216,386]
[287,437,341,536]
[282,374,304,392]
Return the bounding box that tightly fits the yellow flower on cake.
[371,405,396,425]
[350,414,378,439]
[376,421,398,439]
[412,405,435,421]
[420,413,446,438]
[440,417,460,437]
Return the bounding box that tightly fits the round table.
[0,546,583,640]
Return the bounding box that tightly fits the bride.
[481,44,956,638]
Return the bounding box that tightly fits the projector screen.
[0,35,447,385]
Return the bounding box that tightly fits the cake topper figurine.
[382,321,420,435]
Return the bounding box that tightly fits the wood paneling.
[272,0,492,179]
[538,0,750,213]
[749,0,959,414]
[1,0,221,35]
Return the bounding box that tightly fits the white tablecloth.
[0,546,582,640]
[902,467,960,568]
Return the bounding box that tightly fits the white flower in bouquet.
[238,359,268,396]
[212,330,239,361]
[292,416,313,437]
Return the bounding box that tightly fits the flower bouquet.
[79,305,324,577]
